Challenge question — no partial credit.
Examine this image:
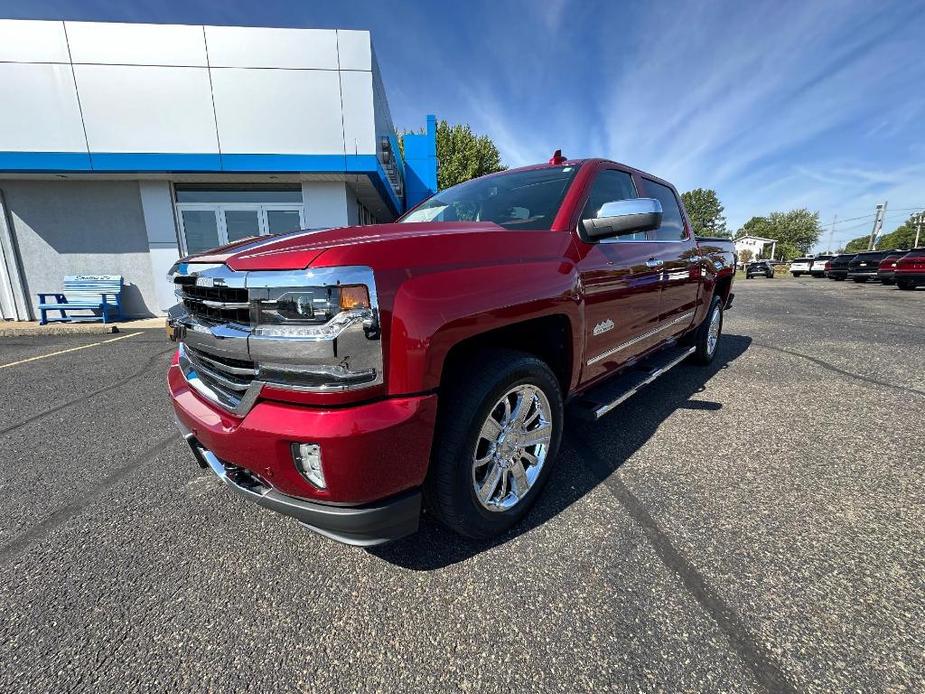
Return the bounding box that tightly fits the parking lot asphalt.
[1,278,922,693]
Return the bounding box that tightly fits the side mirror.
[582,198,662,239]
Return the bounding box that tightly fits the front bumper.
[179,426,421,546]
[169,361,438,544]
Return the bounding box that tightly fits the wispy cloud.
[9,0,922,246]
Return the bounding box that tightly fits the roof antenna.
[549,149,567,165]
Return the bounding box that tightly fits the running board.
[571,344,696,421]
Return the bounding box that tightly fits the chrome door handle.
[645,258,664,268]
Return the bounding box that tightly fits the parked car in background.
[826,253,856,281]
[790,257,813,277]
[848,250,897,283]
[746,260,775,279]
[810,254,834,277]
[877,253,906,285]
[894,248,925,290]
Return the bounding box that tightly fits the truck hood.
[182,222,515,271]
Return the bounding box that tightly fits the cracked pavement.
[1,277,922,692]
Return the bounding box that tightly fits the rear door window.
[642,179,687,241]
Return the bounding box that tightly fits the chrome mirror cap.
[583,198,663,239]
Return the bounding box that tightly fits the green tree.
[736,210,821,260]
[681,188,728,237]
[877,213,923,249]
[399,120,506,190]
[844,235,870,252]
[735,216,773,240]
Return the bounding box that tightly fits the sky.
[2,0,924,250]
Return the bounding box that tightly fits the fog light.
[292,443,326,489]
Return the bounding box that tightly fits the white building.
[734,235,777,261]
[0,20,437,320]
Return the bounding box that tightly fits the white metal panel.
[211,68,344,154]
[204,26,338,69]
[340,70,376,155]
[139,181,181,312]
[0,63,87,152]
[0,20,70,63]
[302,182,348,229]
[75,65,218,153]
[336,30,372,71]
[64,21,208,67]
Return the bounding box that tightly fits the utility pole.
[828,214,837,253]
[915,212,923,248]
[868,202,887,250]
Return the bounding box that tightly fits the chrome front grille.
[181,344,258,412]
[174,278,251,325]
[170,264,384,416]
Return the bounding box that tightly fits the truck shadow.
[368,334,752,571]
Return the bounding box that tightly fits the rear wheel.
[897,279,915,290]
[691,295,723,365]
[425,350,563,539]
[882,278,894,285]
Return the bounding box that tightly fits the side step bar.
[571,344,696,421]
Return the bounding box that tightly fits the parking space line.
[0,332,141,370]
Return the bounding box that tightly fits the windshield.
[399,165,580,230]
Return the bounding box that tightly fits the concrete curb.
[0,323,120,337]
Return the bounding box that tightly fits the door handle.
[645,258,664,268]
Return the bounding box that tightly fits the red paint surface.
[170,158,736,504]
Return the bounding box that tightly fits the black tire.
[834,276,845,281]
[882,279,894,286]
[897,279,915,291]
[690,295,724,365]
[792,272,801,277]
[425,349,563,540]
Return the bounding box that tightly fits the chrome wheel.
[472,384,553,512]
[707,305,722,356]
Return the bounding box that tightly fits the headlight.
[252,284,375,339]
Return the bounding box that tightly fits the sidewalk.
[0,317,165,337]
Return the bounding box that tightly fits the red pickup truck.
[167,155,735,545]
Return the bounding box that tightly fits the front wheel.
[425,350,563,539]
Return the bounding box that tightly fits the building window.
[174,186,305,254]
